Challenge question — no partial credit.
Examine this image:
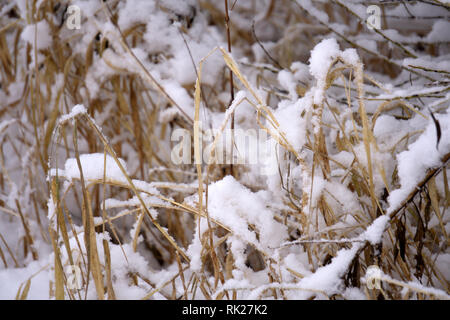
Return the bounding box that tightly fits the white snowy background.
[0,0,449,300]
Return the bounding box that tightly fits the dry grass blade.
[49,228,65,300]
[0,0,448,301]
[73,120,105,300]
[60,111,190,263]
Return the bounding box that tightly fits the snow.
[273,97,308,152]
[1,0,449,301]
[117,0,156,30]
[296,245,360,297]
[186,176,288,252]
[186,175,291,275]
[403,57,450,74]
[340,48,359,66]
[21,20,52,50]
[61,153,129,184]
[278,70,298,100]
[105,195,165,214]
[387,110,450,212]
[284,214,389,299]
[59,104,87,123]
[225,90,247,118]
[0,258,51,299]
[161,81,194,119]
[426,20,450,42]
[309,38,341,84]
[57,232,154,300]
[0,119,16,134]
[374,115,405,138]
[360,215,390,245]
[308,38,361,105]
[362,268,450,300]
[297,0,329,24]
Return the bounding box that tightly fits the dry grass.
[0,0,448,300]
